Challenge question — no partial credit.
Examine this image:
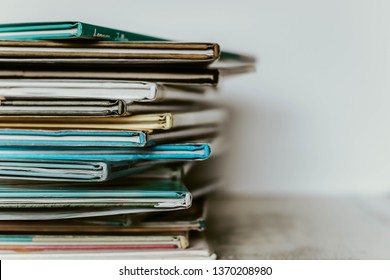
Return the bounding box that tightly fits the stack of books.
[0,22,254,260]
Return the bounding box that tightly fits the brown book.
[0,40,220,66]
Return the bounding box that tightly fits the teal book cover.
[0,179,192,209]
[0,21,165,41]
[0,179,188,198]
[0,144,211,161]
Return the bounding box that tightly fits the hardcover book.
[0,126,219,147]
[0,108,226,131]
[0,178,192,211]
[0,40,220,66]
[0,21,165,41]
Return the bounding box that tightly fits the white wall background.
[1,0,390,195]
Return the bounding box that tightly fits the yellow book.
[0,109,226,131]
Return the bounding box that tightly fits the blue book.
[0,143,211,161]
[0,160,158,182]
[0,143,210,182]
[0,127,218,148]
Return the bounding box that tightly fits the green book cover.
[0,21,166,41]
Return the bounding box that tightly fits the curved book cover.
[0,143,211,161]
[0,126,219,148]
[0,233,216,260]
[0,40,220,66]
[0,160,160,182]
[0,22,165,41]
[0,108,226,131]
[0,68,220,86]
[0,232,189,251]
[0,178,192,210]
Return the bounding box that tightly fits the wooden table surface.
[205,195,390,259]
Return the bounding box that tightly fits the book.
[0,232,189,251]
[0,143,211,161]
[0,100,201,117]
[0,126,219,147]
[0,79,218,103]
[0,178,192,209]
[0,233,216,259]
[0,67,220,85]
[0,21,165,41]
[0,108,226,131]
[0,159,159,182]
[0,40,220,66]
